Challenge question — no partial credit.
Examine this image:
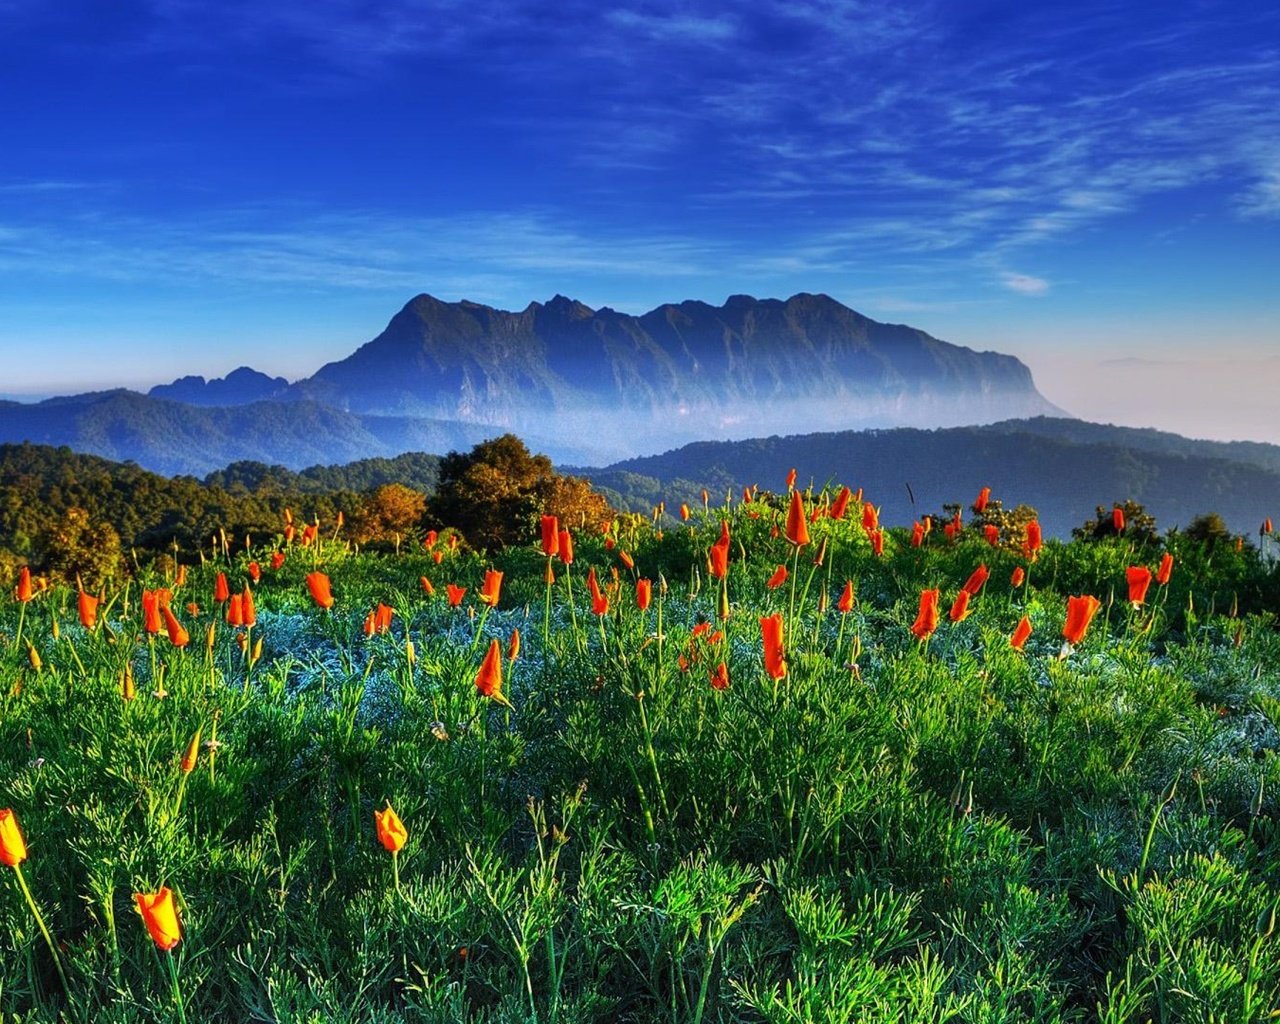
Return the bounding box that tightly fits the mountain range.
[0,292,1063,473]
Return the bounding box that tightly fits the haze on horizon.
[1,1,1277,446]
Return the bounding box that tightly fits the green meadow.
[3,488,1280,1023]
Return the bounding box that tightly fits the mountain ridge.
[286,292,1065,456]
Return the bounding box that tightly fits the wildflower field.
[3,485,1280,1023]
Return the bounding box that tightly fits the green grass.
[2,499,1280,1022]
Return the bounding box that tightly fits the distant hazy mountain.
[149,367,288,406]
[290,292,1064,459]
[577,418,1280,538]
[0,391,499,477]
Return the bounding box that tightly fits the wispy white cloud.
[0,207,734,299]
[1237,161,1280,218]
[604,9,738,43]
[1000,272,1049,297]
[0,180,107,193]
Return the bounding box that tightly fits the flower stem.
[13,863,72,1006]
[166,948,187,1024]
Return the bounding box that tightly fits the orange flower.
[1112,507,1125,532]
[830,486,851,521]
[180,726,201,773]
[619,550,635,570]
[540,515,560,557]
[948,590,971,623]
[708,520,731,579]
[373,603,394,633]
[478,569,503,607]
[214,572,230,604]
[765,565,788,590]
[586,567,608,615]
[837,580,855,613]
[785,490,810,546]
[270,551,285,571]
[870,530,884,557]
[910,521,924,548]
[785,467,797,490]
[1155,552,1174,585]
[301,524,318,546]
[241,585,256,627]
[973,487,991,513]
[984,524,1000,547]
[175,564,187,587]
[507,628,521,662]
[1062,595,1102,646]
[1010,615,1033,651]
[162,607,190,648]
[680,503,690,521]
[0,808,27,866]
[961,564,989,596]
[134,887,181,951]
[247,561,261,583]
[710,661,729,691]
[1265,518,1274,535]
[861,503,879,533]
[362,611,376,636]
[1011,566,1026,587]
[1126,566,1152,606]
[15,566,32,603]
[432,549,444,564]
[910,589,940,640]
[78,590,99,629]
[424,529,438,550]
[420,576,435,596]
[475,638,512,706]
[226,594,244,627]
[1024,520,1043,559]
[446,584,466,607]
[374,804,407,854]
[284,524,295,545]
[558,528,574,565]
[142,590,163,634]
[636,578,652,610]
[760,614,786,680]
[306,572,334,610]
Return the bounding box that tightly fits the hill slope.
[580,419,1280,538]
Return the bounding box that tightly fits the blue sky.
[1,0,1278,441]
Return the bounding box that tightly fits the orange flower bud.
[0,808,27,866]
[374,804,407,853]
[910,589,940,640]
[306,572,334,610]
[1062,595,1102,646]
[760,613,786,680]
[785,490,810,546]
[180,727,202,773]
[475,638,511,706]
[134,887,181,951]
